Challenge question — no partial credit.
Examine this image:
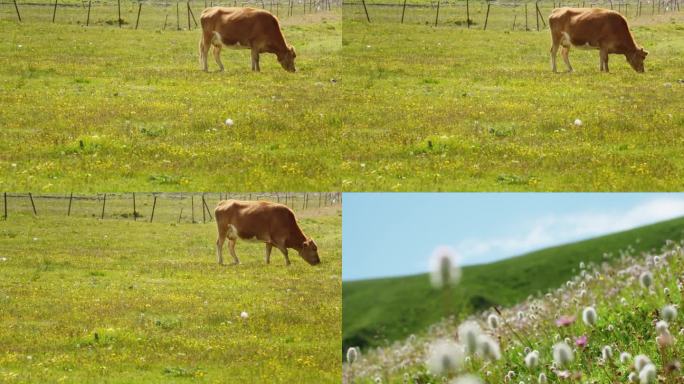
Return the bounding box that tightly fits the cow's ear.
[641,49,649,57]
[290,46,297,58]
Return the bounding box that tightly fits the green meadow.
[340,7,684,191]
[0,201,342,383]
[343,216,684,353]
[0,6,341,192]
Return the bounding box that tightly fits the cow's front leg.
[561,47,573,72]
[276,245,290,266]
[228,239,240,265]
[599,50,609,72]
[265,243,273,264]
[216,236,225,265]
[550,44,559,73]
[251,49,260,72]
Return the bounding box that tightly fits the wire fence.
[0,192,341,224]
[344,0,680,29]
[0,0,341,29]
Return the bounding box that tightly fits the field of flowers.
[344,239,684,383]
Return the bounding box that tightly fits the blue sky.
[342,193,684,281]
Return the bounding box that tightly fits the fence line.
[0,192,342,224]
[344,0,680,29]
[1,0,341,29]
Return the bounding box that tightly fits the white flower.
[582,306,598,326]
[450,375,483,384]
[487,314,500,330]
[640,271,653,289]
[538,373,547,384]
[476,334,501,361]
[620,352,632,364]
[524,350,539,369]
[225,118,234,126]
[426,339,465,376]
[240,311,248,319]
[639,363,656,384]
[655,320,669,335]
[429,246,462,289]
[552,342,574,367]
[347,347,359,364]
[628,372,638,383]
[574,119,583,126]
[634,354,651,372]
[457,321,481,354]
[662,305,677,322]
[601,345,613,360]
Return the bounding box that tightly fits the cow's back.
[550,8,631,48]
[200,7,284,46]
[215,200,296,238]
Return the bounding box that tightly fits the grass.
[342,215,684,353]
[339,9,684,191]
[0,203,342,383]
[0,7,341,191]
[344,236,684,383]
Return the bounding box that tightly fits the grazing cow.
[199,7,297,72]
[549,8,648,73]
[214,200,320,266]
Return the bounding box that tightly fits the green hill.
[343,216,684,353]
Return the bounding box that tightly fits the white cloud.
[456,197,684,265]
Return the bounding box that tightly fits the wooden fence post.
[535,1,539,31]
[28,193,37,216]
[13,0,21,22]
[202,194,206,223]
[86,0,91,26]
[400,0,407,23]
[135,2,142,29]
[163,14,168,30]
[117,0,121,27]
[187,1,191,30]
[178,208,183,223]
[361,0,371,22]
[68,192,73,216]
[202,197,213,221]
[177,2,180,30]
[3,192,7,220]
[133,193,137,221]
[525,2,528,30]
[150,195,157,222]
[100,193,106,219]
[52,0,58,22]
[483,2,491,30]
[434,0,441,26]
[191,195,195,223]
[188,3,198,27]
[536,3,546,27]
[466,0,470,28]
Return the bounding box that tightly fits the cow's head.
[277,45,297,73]
[298,238,320,265]
[627,48,648,73]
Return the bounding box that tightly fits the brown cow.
[199,7,296,72]
[214,200,320,266]
[549,8,648,73]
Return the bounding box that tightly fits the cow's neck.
[286,228,307,250]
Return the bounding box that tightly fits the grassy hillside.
[0,205,341,383]
[343,216,684,352]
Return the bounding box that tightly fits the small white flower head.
[457,321,482,354]
[639,363,656,384]
[224,118,234,127]
[487,314,500,330]
[524,350,540,369]
[552,342,574,367]
[538,373,547,384]
[450,375,483,384]
[429,246,462,289]
[426,339,465,376]
[601,345,613,360]
[664,287,671,295]
[621,297,628,305]
[662,305,677,323]
[655,320,669,335]
[634,354,651,372]
[582,306,598,326]
[607,324,615,332]
[628,372,638,383]
[574,118,583,126]
[476,334,501,361]
[579,261,585,269]
[620,351,632,364]
[374,377,382,384]
[640,271,653,289]
[517,311,525,320]
[347,347,359,364]
[240,311,249,319]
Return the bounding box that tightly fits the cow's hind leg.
[199,33,212,72]
[212,43,225,72]
[251,49,260,72]
[216,227,227,265]
[228,239,240,265]
[561,46,573,72]
[265,243,273,264]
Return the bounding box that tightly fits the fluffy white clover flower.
[426,339,465,377]
[347,347,359,364]
[620,352,632,364]
[639,363,656,384]
[601,345,613,360]
[655,320,669,335]
[640,271,653,289]
[552,342,574,367]
[457,321,482,354]
[524,350,539,369]
[429,246,462,289]
[476,334,501,361]
[634,354,651,372]
[582,306,598,326]
[538,373,547,384]
[487,314,500,330]
[662,305,677,322]
[450,375,483,384]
